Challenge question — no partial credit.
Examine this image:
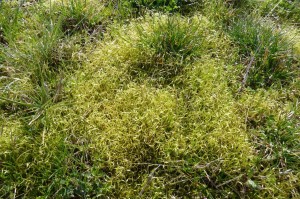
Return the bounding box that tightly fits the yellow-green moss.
[40,16,255,197]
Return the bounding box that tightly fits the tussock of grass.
[229,17,296,89]
[132,15,205,80]
[0,2,23,46]
[112,14,233,84]
[53,0,106,37]
[112,0,202,14]
[0,0,106,116]
[259,0,300,25]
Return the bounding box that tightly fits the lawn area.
[0,0,299,198]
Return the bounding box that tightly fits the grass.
[0,0,299,198]
[130,15,205,82]
[229,16,296,89]
[0,2,22,46]
[56,0,106,37]
[115,0,202,14]
[259,0,300,25]
[237,89,300,198]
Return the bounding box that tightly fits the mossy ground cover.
[0,0,299,198]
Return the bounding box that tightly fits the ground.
[0,0,299,198]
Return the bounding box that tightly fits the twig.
[0,124,3,136]
[265,0,283,18]
[238,55,255,93]
[28,110,44,126]
[193,158,223,169]
[139,165,161,197]
[53,74,64,103]
[216,174,244,188]
[132,160,184,168]
[204,169,217,188]
[13,186,16,199]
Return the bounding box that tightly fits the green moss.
[41,25,253,197]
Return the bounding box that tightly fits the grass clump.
[229,17,296,89]
[137,16,201,59]
[260,0,300,25]
[0,0,99,116]
[116,0,202,13]
[55,0,106,37]
[129,0,180,12]
[129,15,208,82]
[117,0,251,15]
[0,2,23,46]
